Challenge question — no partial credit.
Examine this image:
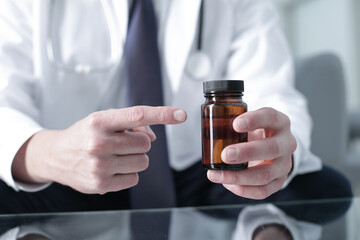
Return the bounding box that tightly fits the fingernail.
[234,118,249,131]
[226,148,238,162]
[209,171,223,182]
[173,110,186,122]
[146,126,156,141]
[146,126,155,134]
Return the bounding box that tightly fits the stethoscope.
[47,0,211,79]
[185,0,212,81]
[46,0,120,74]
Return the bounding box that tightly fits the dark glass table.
[0,197,357,239]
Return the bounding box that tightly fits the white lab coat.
[231,204,322,240]
[0,0,321,192]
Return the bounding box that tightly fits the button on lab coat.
[0,0,321,191]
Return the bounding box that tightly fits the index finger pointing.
[101,106,187,131]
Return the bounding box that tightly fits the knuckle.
[262,107,281,126]
[240,186,251,198]
[236,145,252,161]
[283,114,291,129]
[138,154,149,171]
[262,107,274,115]
[289,135,297,153]
[87,112,103,129]
[279,175,288,186]
[158,110,167,122]
[140,134,152,152]
[88,158,105,175]
[257,187,270,199]
[127,107,145,123]
[236,186,246,197]
[262,168,273,184]
[255,167,272,185]
[90,175,107,191]
[268,138,280,157]
[269,109,280,125]
[86,138,104,155]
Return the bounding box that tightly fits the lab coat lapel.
[164,0,202,92]
[111,0,128,62]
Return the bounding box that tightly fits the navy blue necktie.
[124,0,176,208]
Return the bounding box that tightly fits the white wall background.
[274,0,360,111]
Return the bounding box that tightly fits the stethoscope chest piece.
[186,51,211,81]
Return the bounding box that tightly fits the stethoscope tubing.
[46,0,119,74]
[46,0,210,78]
[186,0,212,81]
[197,0,204,51]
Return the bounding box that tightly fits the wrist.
[11,130,60,184]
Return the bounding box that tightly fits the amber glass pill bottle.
[201,80,248,170]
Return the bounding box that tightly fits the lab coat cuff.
[281,133,322,189]
[0,126,43,192]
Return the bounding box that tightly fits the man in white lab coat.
[0,0,352,213]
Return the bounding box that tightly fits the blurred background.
[274,0,359,111]
[273,0,360,194]
[273,2,360,237]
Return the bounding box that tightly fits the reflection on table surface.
[0,197,356,240]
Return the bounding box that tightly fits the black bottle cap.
[203,80,244,94]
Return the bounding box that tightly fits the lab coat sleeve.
[0,0,49,191]
[224,0,322,187]
[232,204,322,239]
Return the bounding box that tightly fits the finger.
[93,106,187,131]
[221,135,296,163]
[80,172,139,194]
[101,173,140,194]
[132,126,156,141]
[90,132,152,155]
[207,156,291,186]
[248,129,265,142]
[112,132,152,155]
[222,175,287,199]
[233,107,290,133]
[101,154,149,175]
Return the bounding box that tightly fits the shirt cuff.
[15,180,52,192]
